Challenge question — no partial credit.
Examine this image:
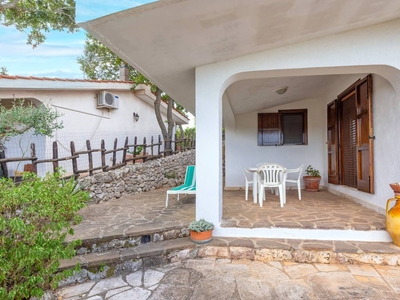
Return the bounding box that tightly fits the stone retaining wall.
[79,150,195,203]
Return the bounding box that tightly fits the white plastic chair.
[285,164,304,200]
[257,164,286,207]
[242,166,254,201]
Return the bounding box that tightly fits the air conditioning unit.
[97,91,119,109]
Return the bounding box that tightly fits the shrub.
[188,219,214,233]
[0,172,89,299]
[305,165,320,177]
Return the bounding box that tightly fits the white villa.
[77,0,400,242]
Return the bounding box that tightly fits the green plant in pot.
[188,218,214,244]
[303,165,321,192]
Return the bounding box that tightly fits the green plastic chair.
[166,165,196,207]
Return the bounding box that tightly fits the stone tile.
[216,262,250,276]
[353,275,391,290]
[283,263,318,279]
[273,279,316,300]
[255,239,291,250]
[58,281,96,298]
[334,241,360,253]
[301,242,333,251]
[249,261,289,285]
[236,277,277,299]
[347,264,380,277]
[228,238,254,247]
[143,269,165,288]
[105,286,132,298]
[126,270,142,286]
[108,287,150,300]
[375,265,400,292]
[314,263,347,272]
[357,242,400,254]
[161,268,190,285]
[216,258,232,264]
[308,272,384,299]
[148,284,193,300]
[268,261,283,270]
[352,224,372,230]
[191,274,237,300]
[207,238,229,247]
[88,277,128,296]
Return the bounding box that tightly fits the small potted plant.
[303,165,321,192]
[188,218,214,244]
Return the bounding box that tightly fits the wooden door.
[356,75,374,193]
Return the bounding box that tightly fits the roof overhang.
[0,76,189,125]
[79,0,400,115]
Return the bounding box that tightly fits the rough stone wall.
[79,150,195,204]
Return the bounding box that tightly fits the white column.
[195,67,223,227]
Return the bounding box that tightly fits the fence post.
[142,137,147,162]
[87,140,93,176]
[101,139,107,172]
[30,143,38,174]
[133,136,138,164]
[158,135,161,156]
[52,141,59,173]
[70,141,78,177]
[112,138,118,167]
[122,137,128,164]
[150,136,154,157]
[0,147,8,178]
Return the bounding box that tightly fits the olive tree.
[0,99,63,177]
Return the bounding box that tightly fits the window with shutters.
[258,109,308,146]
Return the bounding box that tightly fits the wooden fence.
[0,135,195,179]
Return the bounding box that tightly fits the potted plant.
[188,218,214,244]
[303,165,321,192]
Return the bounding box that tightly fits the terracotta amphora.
[386,183,400,246]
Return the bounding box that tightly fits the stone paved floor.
[56,258,400,299]
[68,187,386,243]
[67,188,196,242]
[222,189,386,230]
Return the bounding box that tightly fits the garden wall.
[79,150,195,203]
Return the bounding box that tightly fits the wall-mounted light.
[133,112,140,122]
[276,86,288,95]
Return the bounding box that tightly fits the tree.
[0,66,7,75]
[0,99,63,148]
[77,33,187,153]
[0,99,63,177]
[0,0,77,47]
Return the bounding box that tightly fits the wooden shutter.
[340,93,357,188]
[258,113,280,145]
[356,74,374,193]
[327,100,339,184]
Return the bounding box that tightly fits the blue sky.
[0,0,154,78]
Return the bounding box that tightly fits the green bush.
[0,172,89,299]
[188,218,214,233]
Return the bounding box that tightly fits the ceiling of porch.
[225,75,339,115]
[80,0,400,115]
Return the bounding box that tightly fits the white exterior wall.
[0,89,167,176]
[196,19,400,239]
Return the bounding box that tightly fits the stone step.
[59,235,400,287]
[73,225,190,255]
